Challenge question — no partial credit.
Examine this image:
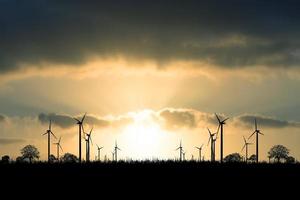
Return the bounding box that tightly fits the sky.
[0,0,300,161]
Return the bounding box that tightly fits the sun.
[120,110,166,160]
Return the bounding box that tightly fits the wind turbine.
[43,120,57,162]
[74,113,86,163]
[53,136,63,161]
[111,151,115,161]
[96,144,103,161]
[249,118,263,163]
[195,144,204,162]
[207,128,217,162]
[241,136,252,163]
[215,113,229,163]
[84,127,93,162]
[114,141,121,162]
[175,140,183,162]
[182,150,186,161]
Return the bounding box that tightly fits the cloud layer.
[38,113,110,129]
[0,138,25,145]
[37,109,300,132]
[1,0,300,73]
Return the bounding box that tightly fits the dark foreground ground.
[1,161,299,196]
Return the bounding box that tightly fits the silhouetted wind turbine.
[195,144,204,162]
[175,140,183,162]
[43,120,57,162]
[53,136,63,161]
[207,128,217,162]
[182,150,186,161]
[241,136,252,163]
[249,118,264,163]
[114,141,121,162]
[96,144,103,161]
[111,151,115,161]
[215,113,229,163]
[74,113,86,163]
[84,127,93,162]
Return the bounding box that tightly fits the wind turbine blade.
[90,136,93,145]
[58,136,61,144]
[207,128,212,135]
[216,124,220,135]
[243,136,246,143]
[195,147,200,150]
[222,118,229,123]
[49,120,52,130]
[81,113,87,123]
[175,147,180,151]
[59,145,63,152]
[96,144,99,149]
[73,118,80,123]
[248,131,256,139]
[259,132,264,135]
[215,113,221,123]
[117,147,121,151]
[201,144,204,148]
[207,137,211,146]
[241,144,246,152]
[43,132,48,136]
[255,118,257,130]
[50,131,57,139]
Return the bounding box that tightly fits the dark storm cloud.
[1,0,300,72]
[159,109,197,129]
[38,113,110,129]
[0,138,25,145]
[235,114,300,129]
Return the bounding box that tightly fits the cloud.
[1,0,300,73]
[0,138,26,145]
[158,108,300,130]
[158,108,219,130]
[38,113,110,129]
[234,114,300,129]
[159,109,197,129]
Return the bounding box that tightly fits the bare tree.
[20,145,40,163]
[268,145,289,163]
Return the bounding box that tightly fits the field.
[1,161,299,190]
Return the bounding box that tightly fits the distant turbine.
[249,118,264,163]
[241,136,252,163]
[53,136,63,161]
[111,151,115,161]
[182,151,186,161]
[215,113,229,163]
[114,141,121,161]
[74,113,86,163]
[84,127,93,162]
[175,140,183,162]
[195,144,204,162]
[96,144,103,161]
[43,120,56,162]
[207,128,217,162]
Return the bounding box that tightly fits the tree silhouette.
[268,145,289,163]
[1,155,10,164]
[224,153,243,162]
[60,153,78,163]
[286,156,295,164]
[20,145,40,163]
[49,154,57,163]
[248,154,257,162]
